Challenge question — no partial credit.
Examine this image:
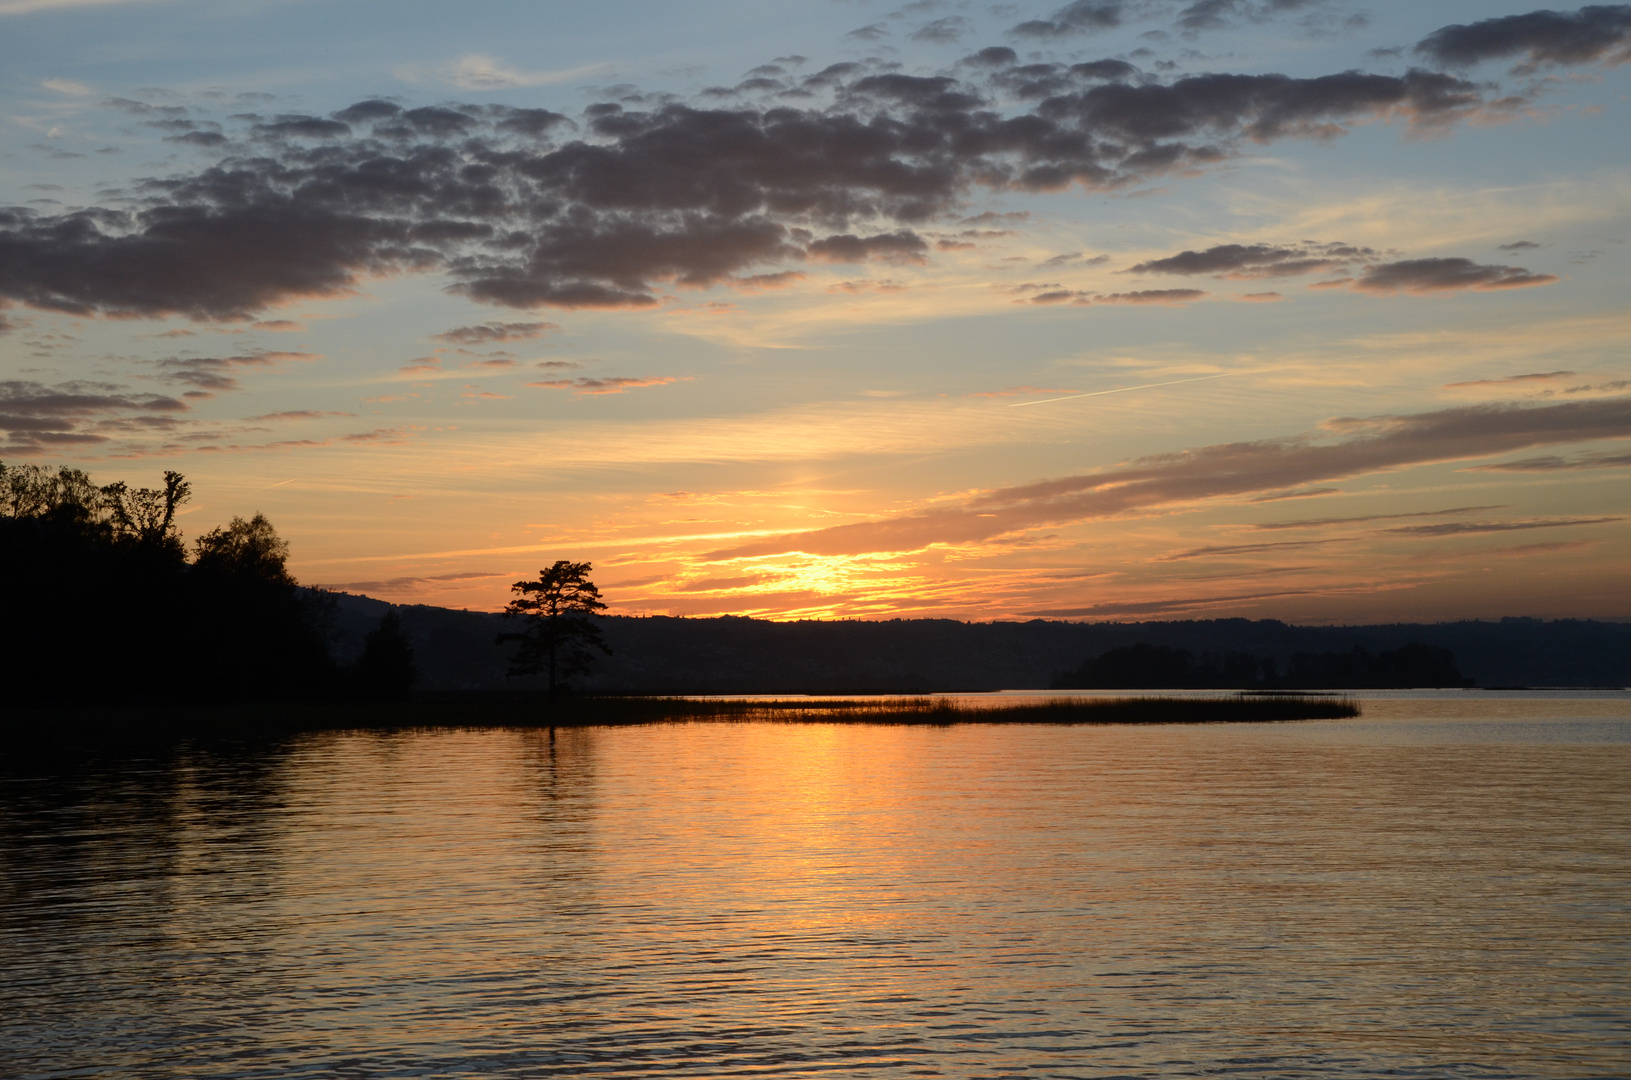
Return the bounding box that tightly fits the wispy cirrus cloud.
[316,570,510,594]
[430,55,613,90]
[0,0,158,14]
[431,321,559,345]
[1,378,186,449]
[1466,450,1631,472]
[1445,370,1574,389]
[1251,505,1502,530]
[704,397,1631,559]
[157,350,319,397]
[1385,516,1622,536]
[525,376,680,396]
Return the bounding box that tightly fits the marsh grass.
[4,693,1359,747]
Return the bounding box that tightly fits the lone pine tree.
[496,560,611,694]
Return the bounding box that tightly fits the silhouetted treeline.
[323,597,1631,693]
[1,463,415,706]
[1050,641,1469,690]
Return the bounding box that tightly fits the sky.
[2,0,1628,623]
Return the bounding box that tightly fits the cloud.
[1028,289,1093,304]
[525,376,679,396]
[1097,289,1206,304]
[731,271,806,291]
[964,47,1019,67]
[1160,537,1344,561]
[1011,1,1126,39]
[317,571,507,594]
[1,378,186,449]
[1444,370,1574,389]
[805,231,930,264]
[186,426,410,454]
[676,574,773,592]
[1385,516,1622,536]
[41,77,94,96]
[439,55,614,90]
[1128,240,1373,278]
[1466,450,1631,472]
[1174,0,1326,34]
[829,279,908,294]
[252,116,351,141]
[1416,6,1631,70]
[1252,504,1503,530]
[0,0,156,13]
[912,16,970,44]
[1041,251,1111,267]
[1351,257,1558,294]
[244,409,357,422]
[156,350,318,395]
[1499,240,1540,251]
[1024,588,1319,618]
[0,56,1507,321]
[0,197,420,321]
[1248,486,1341,502]
[846,23,890,42]
[703,397,1631,559]
[431,320,560,345]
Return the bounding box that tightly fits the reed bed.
[544,694,1361,727]
[4,693,1358,747]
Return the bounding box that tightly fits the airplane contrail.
[1008,371,1241,407]
[261,478,299,489]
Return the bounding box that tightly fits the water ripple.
[2,711,1628,1078]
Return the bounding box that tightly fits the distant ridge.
[319,593,1631,693]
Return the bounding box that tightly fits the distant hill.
[322,593,1631,692]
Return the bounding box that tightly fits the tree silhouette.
[192,513,292,584]
[355,609,418,700]
[496,560,610,694]
[1,463,337,704]
[103,470,191,553]
[187,511,330,700]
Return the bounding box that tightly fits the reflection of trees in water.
[0,738,299,1063]
[2,729,617,1073]
[518,725,602,886]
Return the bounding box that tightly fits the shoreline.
[1,693,1359,747]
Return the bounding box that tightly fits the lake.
[3,692,1628,1078]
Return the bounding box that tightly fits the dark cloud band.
[1416,5,1631,69]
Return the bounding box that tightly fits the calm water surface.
[2,694,1628,1078]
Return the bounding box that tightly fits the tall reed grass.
[4,693,1359,747]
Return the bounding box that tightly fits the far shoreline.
[1,693,1360,748]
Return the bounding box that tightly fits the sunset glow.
[3,0,1627,620]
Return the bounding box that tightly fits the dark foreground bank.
[2,693,1358,747]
